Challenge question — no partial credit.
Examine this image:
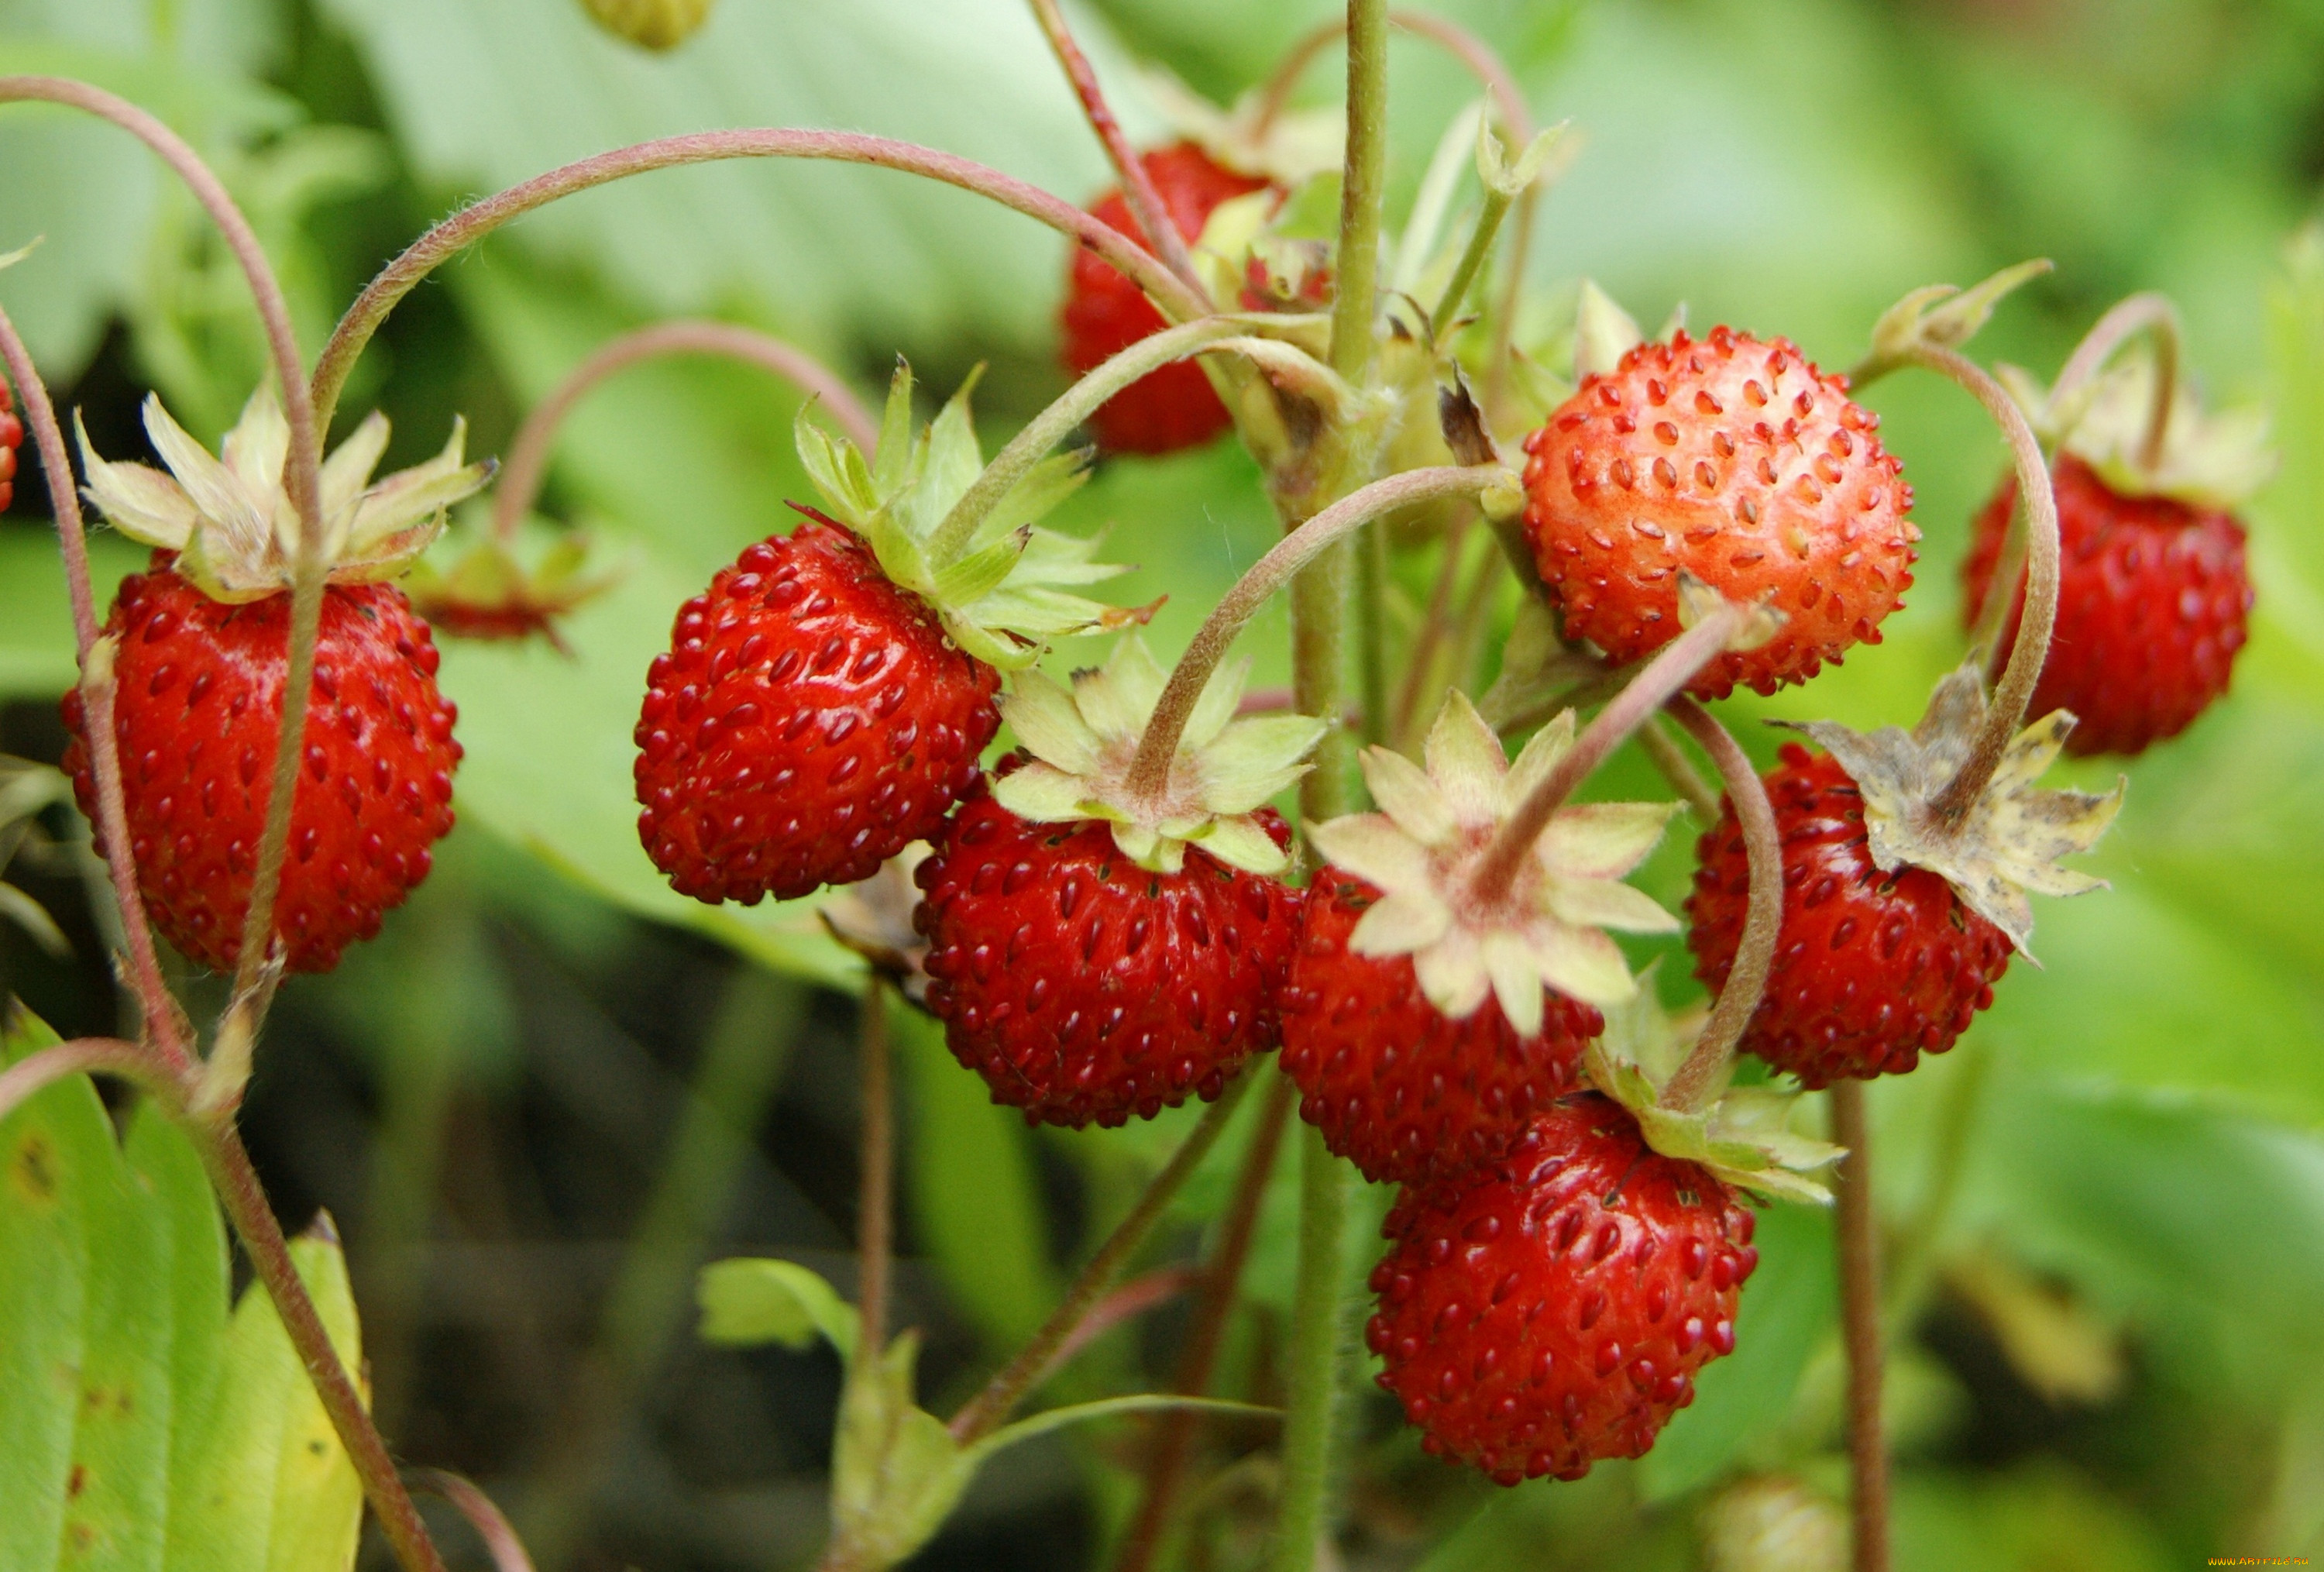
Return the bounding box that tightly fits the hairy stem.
[1326,0,1389,383]
[949,1074,1253,1445]
[1635,713,1721,824]
[407,1471,537,1572]
[1025,0,1203,294]
[1125,465,1507,801]
[1658,697,1779,1113]
[493,321,877,542]
[1429,185,1514,328]
[1114,1072,1297,1572]
[0,1036,181,1124]
[198,1120,449,1572]
[1831,1081,1891,1572]
[929,314,1308,562]
[2048,291,2181,473]
[1907,345,2061,823]
[0,305,188,1065]
[1466,607,1741,907]
[312,129,1208,435]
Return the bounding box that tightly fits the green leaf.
[0,1003,365,1570]
[1633,1201,1834,1501]
[697,1257,859,1359]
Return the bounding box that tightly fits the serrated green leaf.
[697,1257,859,1359]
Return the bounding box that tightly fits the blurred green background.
[2,0,2322,1567]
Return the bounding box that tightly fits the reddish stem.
[0,305,190,1068]
[491,320,877,544]
[0,1036,181,1123]
[312,129,1208,436]
[1832,1081,1891,1572]
[1025,0,1203,294]
[1113,1072,1295,1572]
[407,1471,538,1572]
[2048,291,2180,473]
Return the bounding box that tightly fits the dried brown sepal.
[1779,660,2124,958]
[819,844,934,1009]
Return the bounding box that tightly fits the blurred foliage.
[1,0,2322,1567]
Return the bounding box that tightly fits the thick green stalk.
[1268,1123,1352,1572]
[1325,0,1390,384]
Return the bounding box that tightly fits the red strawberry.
[0,375,22,512]
[1686,744,2013,1087]
[1061,143,1269,456]
[1521,326,1917,698]
[635,514,999,905]
[1367,1093,1758,1484]
[1962,452,2252,756]
[1279,872,1602,1185]
[61,556,459,973]
[913,775,1302,1129]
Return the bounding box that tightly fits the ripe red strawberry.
[1962,453,2252,756]
[1367,1093,1758,1485]
[1686,744,2013,1087]
[1521,326,1917,698]
[635,514,999,904]
[1061,142,1269,456]
[0,375,22,512]
[61,556,459,973]
[913,775,1303,1129]
[1279,872,1603,1185]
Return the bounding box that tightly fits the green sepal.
[791,361,1127,672]
[1583,975,1842,1206]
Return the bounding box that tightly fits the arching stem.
[1465,606,1741,909]
[2047,291,2180,472]
[311,129,1209,435]
[0,1036,180,1123]
[1656,698,1779,1114]
[1025,0,1204,295]
[1831,1081,1891,1572]
[928,314,1318,562]
[1906,345,2061,824]
[1122,465,1508,803]
[0,307,188,1066]
[407,1471,537,1572]
[492,321,877,543]
[948,1074,1253,1446]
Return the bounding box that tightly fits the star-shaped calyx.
[1783,662,2124,958]
[793,363,1143,671]
[77,386,493,602]
[1306,692,1679,1037]
[991,637,1324,878]
[1582,966,1843,1204]
[2000,348,2274,511]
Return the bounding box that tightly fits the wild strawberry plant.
[0,2,2315,1570]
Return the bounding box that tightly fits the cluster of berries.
[35,128,2258,1493]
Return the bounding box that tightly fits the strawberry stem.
[0,308,190,1068]
[927,314,1312,563]
[1831,1081,1893,1572]
[1121,465,1510,806]
[493,321,878,545]
[948,1073,1253,1446]
[1025,0,1207,297]
[1112,1072,1297,1572]
[1464,604,1742,909]
[851,981,896,1391]
[1907,344,2063,824]
[2049,291,2181,473]
[0,1035,183,1124]
[308,129,1213,439]
[405,1471,537,1572]
[1657,697,1780,1115]
[1325,0,1389,385]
